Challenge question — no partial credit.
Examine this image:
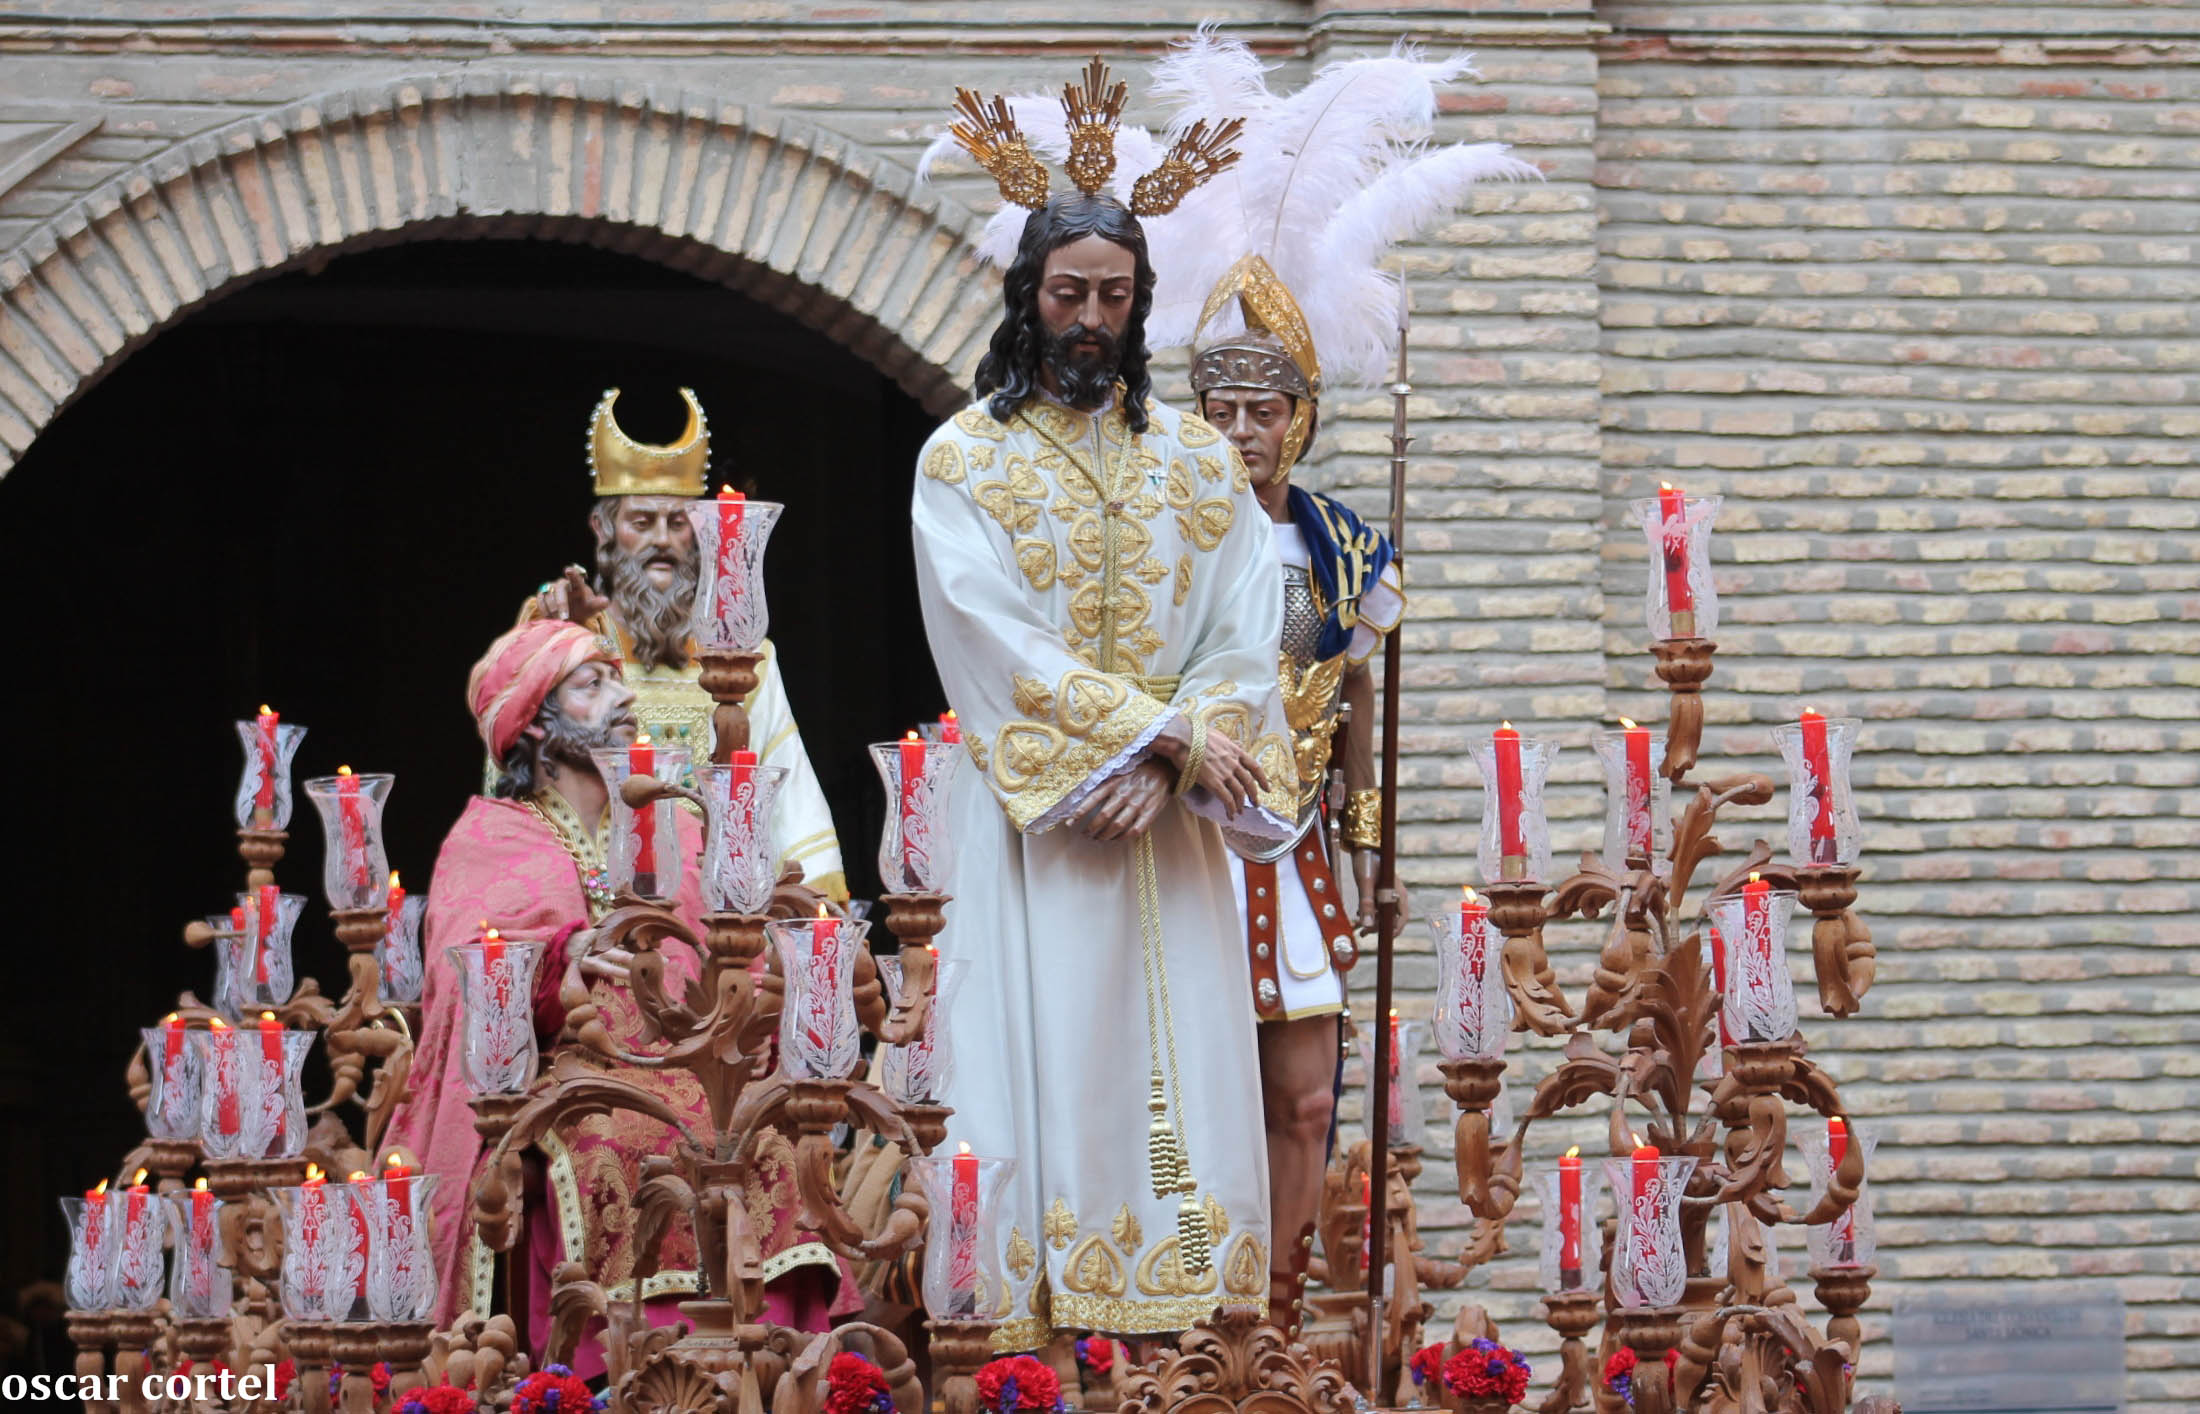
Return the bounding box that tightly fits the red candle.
[125,1169,149,1226]
[254,884,278,986]
[1709,922,1734,1049]
[629,734,659,879]
[1492,722,1525,877]
[385,1153,413,1220]
[1558,1146,1583,1287]
[188,1178,214,1302]
[949,1142,979,1294]
[208,1019,240,1138]
[1658,482,1696,637]
[336,767,372,891]
[1631,1138,1661,1266]
[482,926,508,1008]
[161,1012,185,1069]
[82,1178,109,1257]
[803,905,841,1052]
[259,1012,286,1145]
[346,1170,372,1301]
[898,731,927,882]
[1827,1117,1855,1257]
[300,1164,328,1303]
[716,485,746,610]
[253,706,279,820]
[726,748,759,887]
[939,710,962,744]
[1620,716,1653,862]
[1799,709,1837,865]
[383,871,405,992]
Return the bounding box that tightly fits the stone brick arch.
[0,71,1003,474]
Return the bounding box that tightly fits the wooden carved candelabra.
[1423,636,1881,1414]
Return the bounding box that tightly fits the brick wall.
[1,3,2195,1407]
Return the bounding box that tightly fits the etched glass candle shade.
[1430,904,1511,1063]
[272,1181,365,1322]
[701,762,787,915]
[1591,728,1673,875]
[60,1194,118,1311]
[142,1024,202,1140]
[111,1186,165,1312]
[1536,1162,1603,1296]
[192,1023,312,1160]
[1800,1123,1879,1270]
[217,890,306,1018]
[589,744,692,903]
[906,1152,1016,1321]
[878,955,967,1105]
[356,1172,440,1321]
[1772,716,1862,869]
[233,716,307,830]
[687,497,784,654]
[1632,492,1721,641]
[166,1189,234,1319]
[378,892,427,1005]
[871,739,963,895]
[767,915,868,1080]
[1605,1154,1698,1309]
[302,772,396,912]
[1705,889,1801,1043]
[1471,735,1556,886]
[1363,1018,1427,1151]
[447,940,544,1096]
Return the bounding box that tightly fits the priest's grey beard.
[492,702,633,799]
[600,533,700,671]
[1043,322,1123,411]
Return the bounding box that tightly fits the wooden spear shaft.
[1364,282,1412,1396]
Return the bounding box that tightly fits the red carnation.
[1441,1339,1530,1405]
[513,1364,602,1413]
[273,1359,298,1402]
[1603,1347,1639,1396]
[396,1384,479,1414]
[825,1351,895,1414]
[1408,1342,1446,1387]
[974,1355,1064,1414]
[1074,1338,1115,1376]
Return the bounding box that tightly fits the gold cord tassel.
[1147,1071,1183,1201]
[1176,1192,1213,1276]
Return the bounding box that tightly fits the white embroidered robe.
[911,393,1298,1346]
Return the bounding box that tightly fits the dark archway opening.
[0,237,943,1301]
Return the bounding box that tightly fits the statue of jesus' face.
[1035,233,1138,410]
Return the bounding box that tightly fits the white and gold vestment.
[912,392,1296,1345]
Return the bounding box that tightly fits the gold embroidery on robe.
[1043,1198,1077,1250]
[1063,1234,1129,1300]
[924,440,967,484]
[1111,1204,1144,1254]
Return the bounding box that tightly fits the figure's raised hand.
[539,565,611,624]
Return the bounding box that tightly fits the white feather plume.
[1143,36,1540,388]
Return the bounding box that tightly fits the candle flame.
[1461,885,1476,902]
[944,709,958,723]
[389,870,401,890]
[905,729,920,742]
[636,732,652,747]
[305,1163,325,1183]
[1388,1007,1399,1021]
[386,1153,405,1171]
[92,1179,109,1195]
[132,1169,148,1186]
[209,1017,228,1031]
[957,1141,971,1156]
[348,1171,369,1183]
[720,484,735,496]
[1659,481,1674,491]
[483,927,501,942]
[259,704,272,716]
[1564,1145,1580,1159]
[1748,872,1761,884]
[1499,720,1515,732]
[260,1011,277,1024]
[1619,717,1638,730]
[1829,1115,1846,1135]
[1631,1132,1644,1148]
[337,765,353,777]
[816,902,831,920]
[163,1012,179,1025]
[194,1177,209,1192]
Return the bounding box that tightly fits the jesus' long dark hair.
[974,193,1156,434]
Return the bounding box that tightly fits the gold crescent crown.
[948,57,1244,218]
[588,387,710,498]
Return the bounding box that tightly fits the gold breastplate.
[1278,567,1346,829]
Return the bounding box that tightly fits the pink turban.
[467,620,617,761]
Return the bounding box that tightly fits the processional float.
[59,346,1886,1414]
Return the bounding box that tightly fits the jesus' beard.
[601,537,701,671]
[1043,321,1123,411]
